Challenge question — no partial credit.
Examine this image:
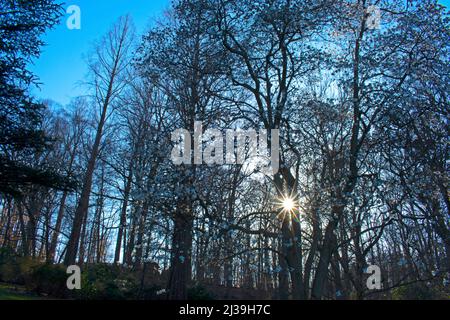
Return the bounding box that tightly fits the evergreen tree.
[0,0,71,196]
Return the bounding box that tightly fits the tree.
[64,16,135,265]
[0,0,75,196]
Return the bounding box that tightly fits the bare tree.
[64,16,135,265]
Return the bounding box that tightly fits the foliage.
[392,282,449,300]
[75,264,139,300]
[0,0,75,196]
[187,285,215,300]
[26,264,69,297]
[0,283,44,300]
[0,249,40,285]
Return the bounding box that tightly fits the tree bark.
[114,168,133,264]
[167,207,194,300]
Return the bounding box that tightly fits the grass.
[0,283,46,300]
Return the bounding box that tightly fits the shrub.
[27,264,69,298]
[187,285,214,300]
[0,251,40,285]
[392,281,448,300]
[75,264,138,300]
[139,285,164,300]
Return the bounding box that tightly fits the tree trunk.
[63,16,130,265]
[64,109,106,265]
[114,169,133,264]
[48,191,68,262]
[311,218,338,299]
[167,207,193,300]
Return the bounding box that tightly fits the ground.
[0,283,47,300]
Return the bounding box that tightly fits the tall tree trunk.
[48,191,68,262]
[48,142,77,262]
[1,198,12,248]
[277,237,289,299]
[167,204,193,300]
[125,214,136,266]
[134,200,149,268]
[114,168,133,264]
[77,208,88,264]
[64,16,131,265]
[64,103,108,265]
[311,217,339,299]
[275,168,305,299]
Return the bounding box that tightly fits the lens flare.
[275,194,300,221]
[282,197,295,212]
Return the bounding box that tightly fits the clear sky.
[30,0,171,105]
[29,0,449,106]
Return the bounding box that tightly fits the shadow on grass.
[0,283,47,300]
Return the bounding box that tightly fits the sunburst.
[275,194,300,222]
[282,197,295,212]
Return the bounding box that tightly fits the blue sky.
[30,0,449,106]
[30,0,171,105]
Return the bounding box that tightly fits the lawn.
[0,283,46,300]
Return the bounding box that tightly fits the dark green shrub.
[27,264,69,298]
[392,282,447,300]
[75,264,138,300]
[139,285,164,300]
[0,254,40,285]
[0,247,17,265]
[0,247,19,283]
[187,285,214,300]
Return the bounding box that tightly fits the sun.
[282,197,295,212]
[278,194,298,212]
[274,194,299,221]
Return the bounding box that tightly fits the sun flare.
[275,195,299,220]
[282,197,295,211]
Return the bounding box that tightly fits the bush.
[0,253,166,300]
[392,282,448,300]
[27,264,69,298]
[75,264,138,300]
[0,247,17,265]
[0,247,19,283]
[0,248,40,285]
[139,285,164,300]
[187,285,214,300]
